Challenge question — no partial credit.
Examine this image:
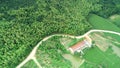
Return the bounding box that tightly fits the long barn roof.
[70,41,86,52]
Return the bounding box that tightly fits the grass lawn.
[103,33,120,47]
[22,60,38,68]
[109,14,120,27]
[81,46,120,68]
[88,14,120,32]
[66,38,84,47]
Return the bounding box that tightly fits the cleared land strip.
[16,29,120,68]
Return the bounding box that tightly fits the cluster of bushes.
[38,36,71,68]
[95,0,120,18]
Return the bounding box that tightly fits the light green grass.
[103,33,120,47]
[81,46,120,68]
[0,21,13,26]
[88,14,120,32]
[109,15,120,26]
[22,60,38,68]
[66,38,84,47]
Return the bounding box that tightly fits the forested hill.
[0,0,119,67]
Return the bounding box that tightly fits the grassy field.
[65,38,84,47]
[109,14,120,27]
[81,46,120,68]
[103,33,120,47]
[22,60,38,68]
[88,14,120,32]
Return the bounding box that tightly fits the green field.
[22,60,38,68]
[109,15,120,27]
[88,14,120,32]
[66,38,84,47]
[103,33,120,47]
[81,46,120,68]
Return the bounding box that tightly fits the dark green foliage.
[96,0,120,18]
[0,0,101,67]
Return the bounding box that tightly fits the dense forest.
[0,0,120,67]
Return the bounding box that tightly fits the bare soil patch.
[90,33,110,52]
[60,38,73,49]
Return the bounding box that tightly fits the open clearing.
[88,14,120,32]
[109,14,120,27]
[62,54,84,68]
[89,32,110,52]
[22,60,38,68]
